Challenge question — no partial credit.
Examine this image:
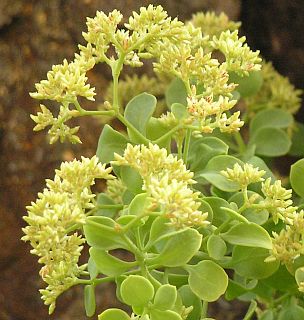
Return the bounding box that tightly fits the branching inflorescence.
[23,5,304,320]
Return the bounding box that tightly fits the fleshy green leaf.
[178,285,202,320]
[290,158,304,198]
[198,155,244,192]
[95,193,118,218]
[151,309,182,320]
[207,235,227,260]
[186,260,228,302]
[278,305,304,320]
[229,192,269,225]
[153,284,177,310]
[165,78,187,107]
[148,228,202,267]
[221,222,272,249]
[90,247,137,276]
[147,216,176,248]
[84,285,96,317]
[146,117,171,148]
[124,92,156,135]
[120,275,154,307]
[120,166,143,195]
[250,127,291,157]
[128,193,151,216]
[229,71,263,97]
[84,216,126,250]
[231,246,279,279]
[96,125,129,163]
[171,103,188,120]
[203,197,231,227]
[189,137,229,174]
[289,122,304,156]
[98,309,130,320]
[250,108,293,135]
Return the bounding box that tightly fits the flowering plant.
[23,6,304,320]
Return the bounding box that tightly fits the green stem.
[73,99,116,117]
[202,300,209,318]
[234,131,246,154]
[183,128,192,164]
[111,52,126,111]
[153,124,183,145]
[121,211,149,234]
[116,112,150,144]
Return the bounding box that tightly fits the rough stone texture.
[0,1,302,319]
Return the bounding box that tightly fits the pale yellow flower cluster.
[112,143,209,228]
[268,211,304,267]
[30,57,95,103]
[22,156,113,313]
[211,30,262,75]
[31,104,81,144]
[190,11,241,37]
[105,178,127,204]
[187,92,243,133]
[261,178,297,224]
[221,163,266,189]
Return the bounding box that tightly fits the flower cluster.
[105,178,126,204]
[187,92,243,133]
[190,11,241,37]
[221,163,266,189]
[261,178,297,224]
[245,61,303,115]
[22,156,113,313]
[268,211,304,266]
[31,103,81,144]
[112,143,209,228]
[30,57,95,103]
[211,30,262,75]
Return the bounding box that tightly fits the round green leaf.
[250,127,291,157]
[198,155,244,192]
[165,77,187,107]
[250,108,293,135]
[229,192,269,225]
[154,284,177,310]
[171,103,188,120]
[186,260,228,302]
[178,285,202,320]
[84,285,96,317]
[278,305,304,320]
[221,222,272,249]
[128,193,151,216]
[260,310,274,320]
[98,309,130,320]
[203,197,231,227]
[207,235,227,260]
[121,166,143,194]
[90,247,137,276]
[151,309,182,320]
[96,124,129,163]
[124,92,156,135]
[289,122,304,156]
[229,71,263,97]
[149,228,202,267]
[84,216,126,250]
[290,159,304,198]
[232,246,279,279]
[120,275,154,307]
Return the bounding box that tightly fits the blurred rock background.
[0,1,302,319]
